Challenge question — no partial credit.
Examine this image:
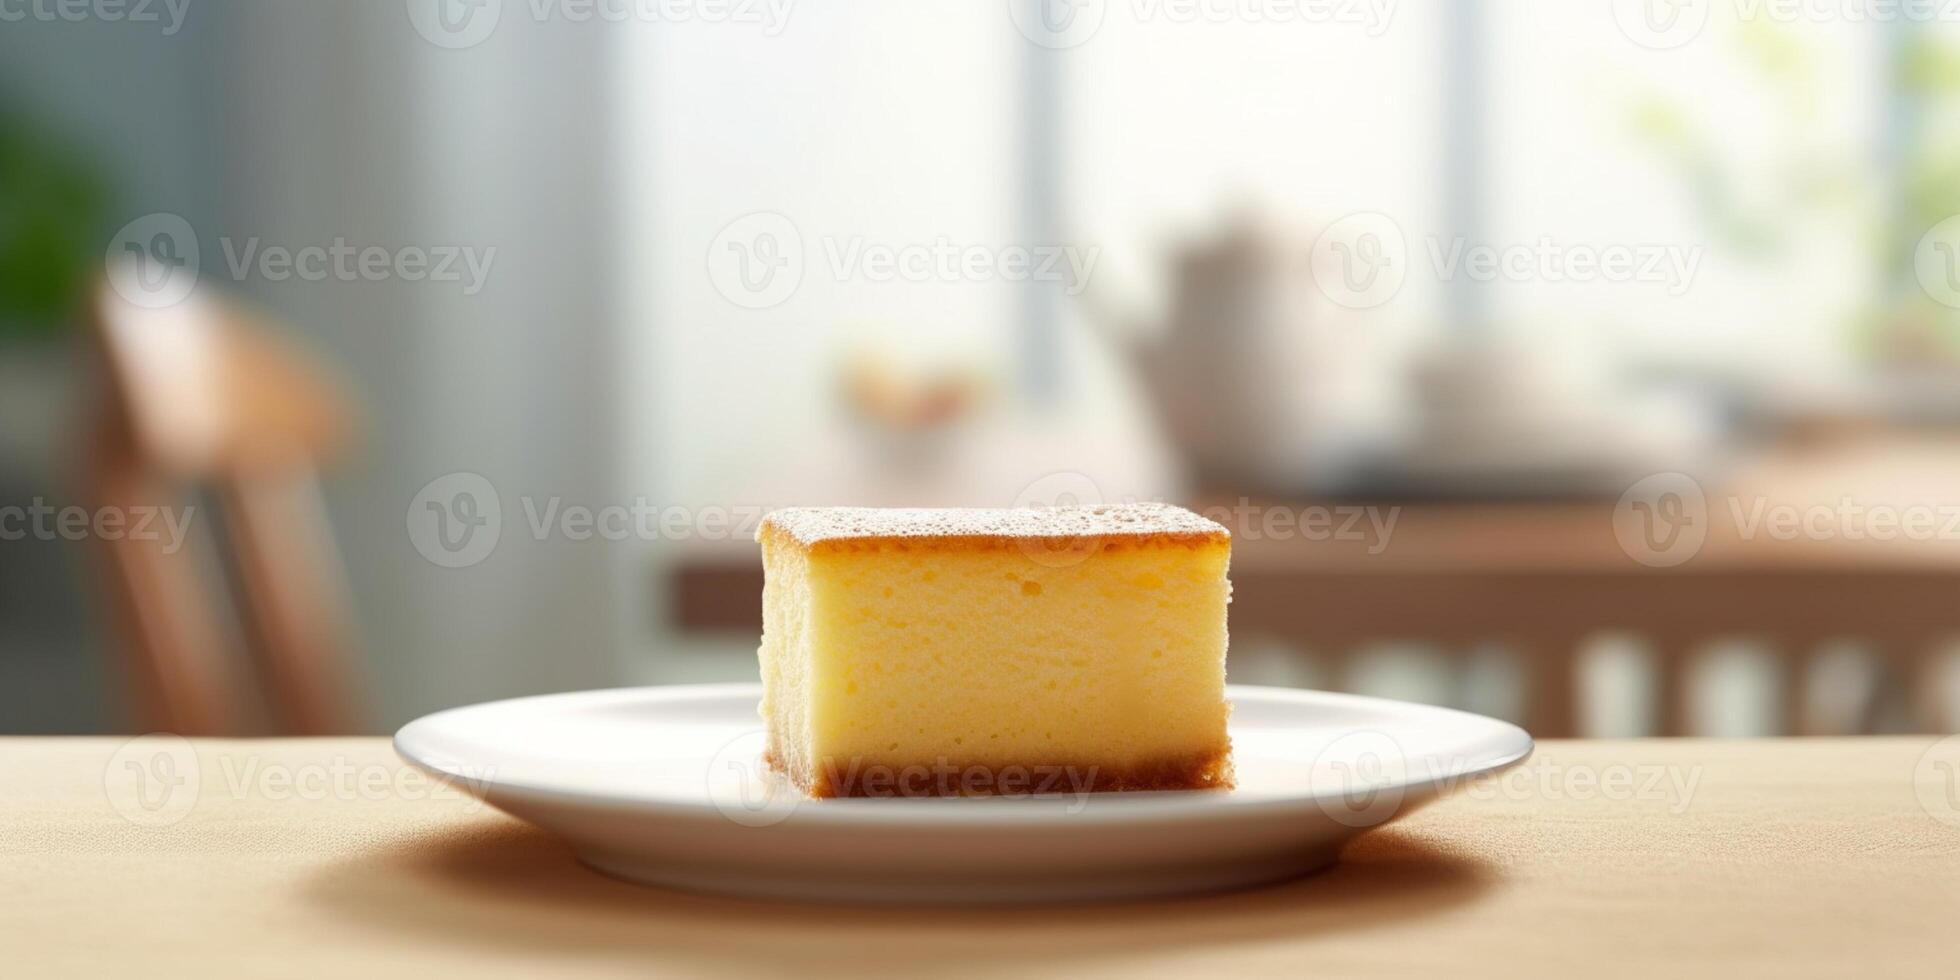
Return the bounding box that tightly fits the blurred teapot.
[1086,212,1403,494]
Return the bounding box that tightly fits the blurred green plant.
[1629,21,1960,363]
[1873,29,1960,364]
[1628,19,1870,261]
[0,106,108,343]
[1894,33,1960,278]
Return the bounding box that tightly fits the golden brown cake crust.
[757,504,1230,554]
[766,745,1236,799]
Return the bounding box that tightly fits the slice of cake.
[756,504,1232,798]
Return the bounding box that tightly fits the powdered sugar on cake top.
[759,503,1229,546]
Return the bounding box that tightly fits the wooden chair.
[83,271,362,735]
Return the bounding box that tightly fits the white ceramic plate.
[395,683,1531,904]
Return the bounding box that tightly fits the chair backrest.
[84,269,362,734]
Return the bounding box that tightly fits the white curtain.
[213,2,632,725]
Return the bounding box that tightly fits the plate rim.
[394,682,1535,828]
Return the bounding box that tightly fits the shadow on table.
[303,816,1498,973]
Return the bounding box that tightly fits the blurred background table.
[673,437,1960,739]
[8,736,1957,977]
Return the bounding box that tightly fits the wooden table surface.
[7,736,1958,978]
